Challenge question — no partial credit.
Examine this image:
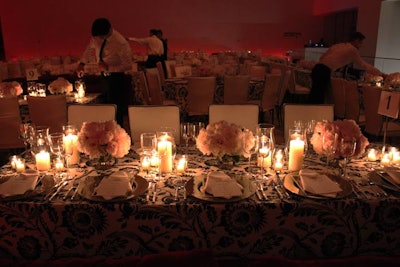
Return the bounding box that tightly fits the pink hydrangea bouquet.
[310,119,369,159]
[48,77,73,95]
[384,72,400,89]
[196,120,255,160]
[77,120,131,159]
[0,81,23,97]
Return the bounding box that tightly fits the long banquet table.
[0,145,400,262]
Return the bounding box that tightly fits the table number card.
[26,68,39,81]
[378,90,400,119]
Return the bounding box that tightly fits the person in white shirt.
[77,18,133,126]
[310,32,386,104]
[127,29,164,68]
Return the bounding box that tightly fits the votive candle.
[176,156,187,174]
[381,153,391,167]
[15,159,26,173]
[367,149,378,162]
[35,151,51,171]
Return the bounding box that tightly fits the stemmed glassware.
[140,133,157,181]
[243,130,259,173]
[258,135,271,183]
[322,133,339,167]
[19,123,34,158]
[180,123,196,148]
[340,137,357,178]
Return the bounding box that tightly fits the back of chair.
[283,104,334,142]
[156,61,166,86]
[260,73,283,112]
[174,65,192,78]
[68,104,117,130]
[165,60,177,78]
[0,97,24,149]
[134,71,150,105]
[186,76,216,116]
[145,68,164,105]
[344,79,360,122]
[27,95,67,133]
[331,77,346,119]
[128,105,181,145]
[209,104,259,133]
[249,65,266,81]
[223,75,250,104]
[362,84,383,136]
[277,69,291,107]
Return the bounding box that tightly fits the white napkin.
[299,169,342,197]
[200,171,243,199]
[384,167,400,184]
[93,171,132,200]
[0,170,39,197]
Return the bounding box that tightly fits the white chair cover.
[68,104,117,130]
[0,97,24,149]
[209,104,259,133]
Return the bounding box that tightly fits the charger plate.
[283,172,352,199]
[185,174,256,203]
[77,174,148,202]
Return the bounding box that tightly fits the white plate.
[185,174,256,203]
[283,172,352,199]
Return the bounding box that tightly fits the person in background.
[309,31,386,104]
[127,29,164,69]
[156,29,168,76]
[77,17,133,126]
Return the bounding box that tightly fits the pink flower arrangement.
[48,77,73,95]
[384,72,400,88]
[77,120,131,159]
[196,120,255,159]
[310,119,369,159]
[0,81,23,97]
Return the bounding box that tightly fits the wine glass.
[322,133,339,167]
[180,123,196,147]
[243,130,259,173]
[49,133,65,158]
[19,123,33,157]
[256,123,275,151]
[340,137,357,178]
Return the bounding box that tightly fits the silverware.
[257,183,268,200]
[146,182,153,202]
[48,181,68,201]
[152,182,158,202]
[71,182,82,200]
[376,171,400,191]
[348,180,370,200]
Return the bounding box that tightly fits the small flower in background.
[310,119,369,159]
[196,120,254,159]
[0,81,23,97]
[48,77,73,95]
[384,72,400,89]
[77,120,131,159]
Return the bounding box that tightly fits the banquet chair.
[0,97,24,150]
[145,68,177,106]
[128,105,181,145]
[67,104,117,130]
[258,73,283,124]
[331,77,346,119]
[186,76,216,121]
[209,104,259,133]
[134,71,150,105]
[283,103,334,142]
[223,75,251,104]
[362,84,400,137]
[249,65,267,81]
[287,68,311,103]
[174,65,192,78]
[27,95,67,133]
[275,69,291,126]
[164,60,177,78]
[343,79,364,125]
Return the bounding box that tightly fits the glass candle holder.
[286,128,305,172]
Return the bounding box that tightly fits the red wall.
[1,0,325,60]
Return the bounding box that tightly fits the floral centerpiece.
[196,120,255,163]
[364,73,383,85]
[384,72,400,89]
[77,120,131,161]
[310,119,369,159]
[48,77,73,95]
[0,81,23,97]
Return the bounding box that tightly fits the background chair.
[223,75,250,104]
[331,77,346,119]
[249,65,267,81]
[174,65,192,78]
[186,76,216,121]
[258,73,283,124]
[0,97,24,150]
[343,79,364,125]
[209,104,259,133]
[67,104,117,130]
[275,69,291,126]
[145,68,177,106]
[27,95,67,133]
[283,103,334,142]
[128,105,181,145]
[287,68,311,103]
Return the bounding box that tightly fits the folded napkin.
[299,169,342,197]
[93,171,132,200]
[383,167,400,184]
[0,170,39,197]
[200,171,243,199]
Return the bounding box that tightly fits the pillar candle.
[63,134,80,165]
[288,139,305,171]
[158,139,173,173]
[35,151,51,171]
[257,155,271,168]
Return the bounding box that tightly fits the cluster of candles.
[10,155,26,173]
[74,80,86,99]
[257,149,284,172]
[368,147,400,166]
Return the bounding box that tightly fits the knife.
[376,171,400,191]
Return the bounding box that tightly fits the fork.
[257,182,269,200]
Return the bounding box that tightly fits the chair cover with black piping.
[27,95,67,133]
[209,104,259,133]
[128,105,181,145]
[0,97,24,149]
[223,75,250,104]
[186,76,216,118]
[331,77,346,119]
[259,73,283,123]
[68,104,117,130]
